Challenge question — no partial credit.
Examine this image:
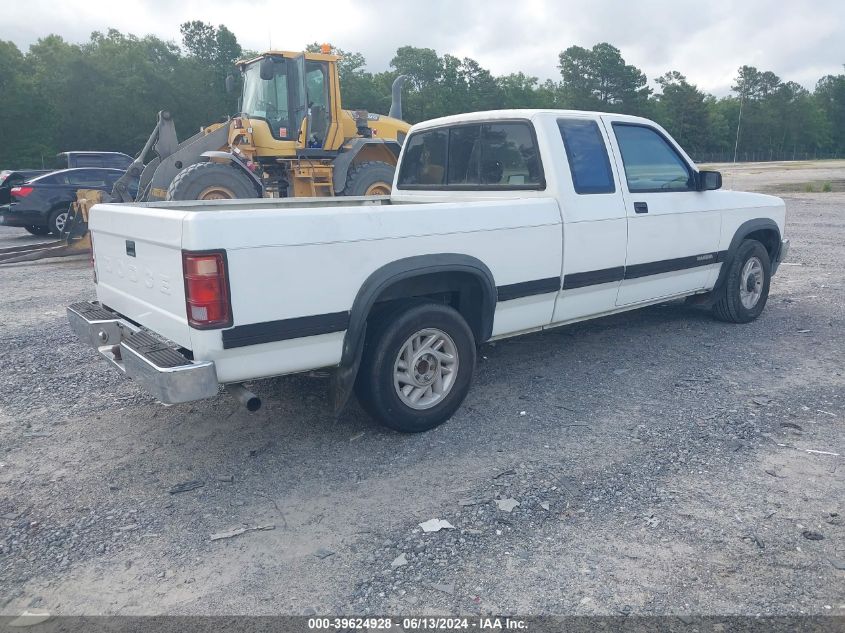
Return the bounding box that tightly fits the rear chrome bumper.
[67,301,219,404]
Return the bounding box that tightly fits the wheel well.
[368,271,488,343]
[745,228,780,261]
[351,144,398,169]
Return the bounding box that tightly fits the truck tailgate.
[89,203,192,348]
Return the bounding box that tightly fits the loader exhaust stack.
[389,75,407,121]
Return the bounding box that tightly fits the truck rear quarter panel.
[182,199,562,383]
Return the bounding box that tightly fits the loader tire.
[343,161,395,196]
[166,162,260,201]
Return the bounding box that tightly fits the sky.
[1,0,843,96]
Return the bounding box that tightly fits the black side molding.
[497,277,560,301]
[222,311,350,349]
[563,266,625,290]
[625,251,726,280]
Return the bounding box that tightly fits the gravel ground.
[0,163,843,617]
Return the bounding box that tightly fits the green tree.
[653,71,710,155]
[497,73,541,108]
[179,21,242,118]
[305,43,384,113]
[0,40,54,166]
[815,70,845,153]
[179,21,241,72]
[390,46,442,121]
[558,43,651,113]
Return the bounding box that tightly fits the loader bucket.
[0,190,100,265]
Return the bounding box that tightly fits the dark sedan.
[0,168,135,236]
[0,169,51,207]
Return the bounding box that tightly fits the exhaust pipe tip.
[226,383,262,412]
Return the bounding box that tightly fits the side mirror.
[259,57,275,81]
[698,170,722,191]
[225,74,235,94]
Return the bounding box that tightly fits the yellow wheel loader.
[0,47,410,265]
[114,46,410,204]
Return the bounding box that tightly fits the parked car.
[0,169,51,206]
[68,109,788,433]
[54,151,133,170]
[0,168,136,236]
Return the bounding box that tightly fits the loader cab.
[237,51,343,156]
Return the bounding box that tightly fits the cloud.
[1,0,842,96]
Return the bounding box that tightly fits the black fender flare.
[331,138,401,195]
[713,218,782,293]
[331,254,497,413]
[199,150,264,193]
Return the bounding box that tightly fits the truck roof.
[410,109,654,132]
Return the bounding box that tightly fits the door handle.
[634,202,648,214]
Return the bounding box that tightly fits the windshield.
[241,60,291,139]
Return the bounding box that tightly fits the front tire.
[343,161,395,196]
[166,162,260,201]
[355,301,476,433]
[713,239,771,323]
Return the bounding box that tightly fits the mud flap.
[330,322,367,416]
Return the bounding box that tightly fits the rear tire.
[355,301,476,433]
[47,207,69,236]
[24,225,50,236]
[712,239,771,323]
[166,162,260,201]
[343,161,395,196]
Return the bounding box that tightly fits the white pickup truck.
[68,109,788,432]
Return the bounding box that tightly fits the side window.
[66,170,108,187]
[397,121,543,189]
[105,171,123,186]
[397,129,447,186]
[305,61,330,145]
[447,125,480,185]
[75,156,104,168]
[105,156,131,169]
[305,62,327,109]
[479,123,542,186]
[558,119,615,194]
[612,124,693,192]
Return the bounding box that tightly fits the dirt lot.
[0,162,843,618]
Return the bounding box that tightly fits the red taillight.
[11,186,33,198]
[182,251,232,329]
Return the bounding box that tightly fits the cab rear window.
[397,121,544,190]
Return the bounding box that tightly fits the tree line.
[1,24,843,169]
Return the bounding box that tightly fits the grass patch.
[763,179,845,194]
